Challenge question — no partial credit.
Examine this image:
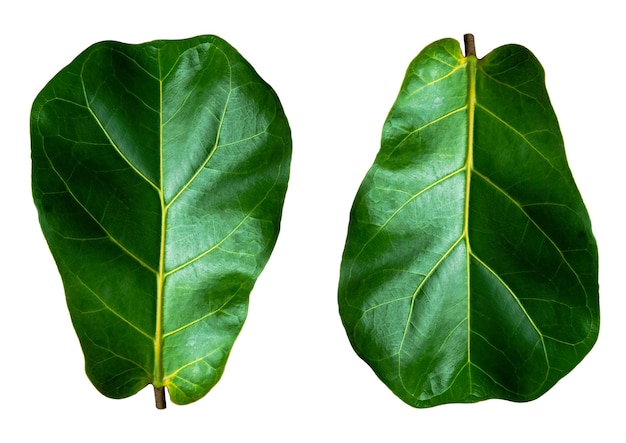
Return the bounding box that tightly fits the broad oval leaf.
[31,35,291,406]
[338,37,598,407]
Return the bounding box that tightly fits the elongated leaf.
[31,35,291,406]
[338,37,598,407]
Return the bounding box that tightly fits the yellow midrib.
[464,55,477,392]
[154,52,166,387]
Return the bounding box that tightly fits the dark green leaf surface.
[338,38,598,407]
[31,35,291,405]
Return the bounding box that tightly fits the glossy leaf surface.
[31,35,291,405]
[339,38,598,407]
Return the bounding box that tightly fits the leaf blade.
[31,35,291,405]
[339,38,598,407]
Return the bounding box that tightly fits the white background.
[2,0,623,441]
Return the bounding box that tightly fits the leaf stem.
[464,34,476,57]
[154,385,166,409]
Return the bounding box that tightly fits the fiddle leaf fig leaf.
[31,35,291,407]
[338,36,598,407]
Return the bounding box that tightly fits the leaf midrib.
[154,48,166,386]
[464,55,476,394]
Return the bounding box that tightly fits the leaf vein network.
[164,56,233,208]
[83,332,152,376]
[392,106,466,151]
[407,65,464,97]
[469,252,550,378]
[165,157,284,275]
[472,169,589,301]
[163,289,241,338]
[109,48,160,80]
[475,103,557,170]
[348,167,465,283]
[40,145,158,274]
[70,270,154,340]
[79,64,160,193]
[164,347,223,381]
[477,66,547,110]
[396,236,465,384]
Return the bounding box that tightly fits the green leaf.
[338,37,598,407]
[31,35,291,406]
